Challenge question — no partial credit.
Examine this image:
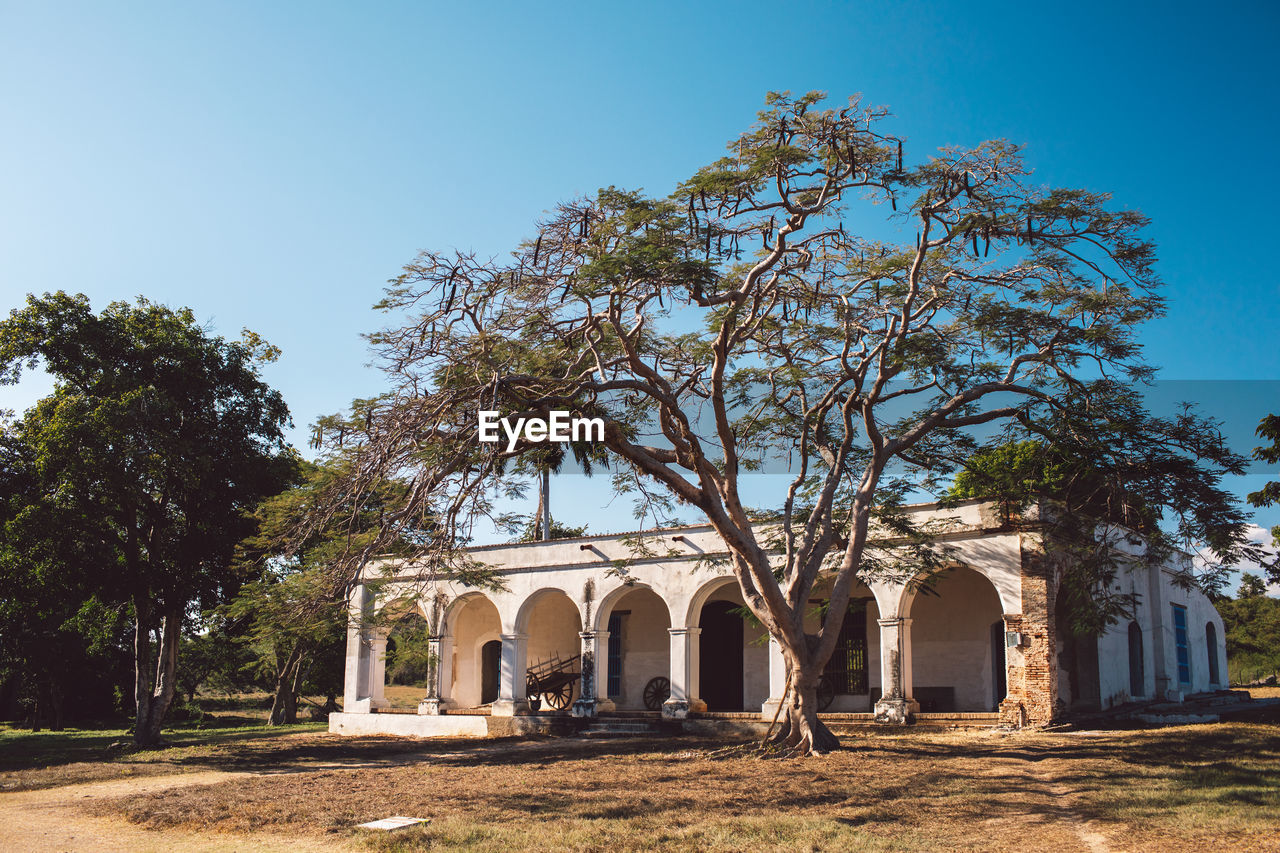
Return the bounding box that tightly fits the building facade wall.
[338,500,1226,735]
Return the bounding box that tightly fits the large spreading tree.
[0,292,295,745]
[314,92,1253,754]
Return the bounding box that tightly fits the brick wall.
[999,530,1059,727]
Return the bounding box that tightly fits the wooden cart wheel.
[526,676,542,711]
[817,675,836,712]
[546,681,574,710]
[643,676,670,711]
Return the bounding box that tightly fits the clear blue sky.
[2,1,1278,550]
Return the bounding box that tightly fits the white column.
[664,627,705,718]
[901,616,915,707]
[342,584,372,713]
[873,617,915,724]
[369,631,389,710]
[593,630,615,712]
[761,636,787,718]
[491,632,528,716]
[572,630,604,717]
[418,635,453,715]
[439,635,454,707]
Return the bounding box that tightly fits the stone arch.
[901,565,1009,712]
[807,576,883,712]
[682,576,740,629]
[371,585,427,626]
[516,588,584,710]
[594,583,673,710]
[862,578,906,621]
[897,563,1018,620]
[594,581,672,633]
[683,576,769,712]
[444,592,502,709]
[513,586,583,636]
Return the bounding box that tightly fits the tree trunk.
[766,653,840,755]
[134,603,180,747]
[133,598,155,744]
[268,644,304,726]
[49,681,64,732]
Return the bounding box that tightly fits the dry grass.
[383,685,428,711]
[77,722,1280,852]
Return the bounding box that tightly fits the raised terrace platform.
[328,709,1001,739]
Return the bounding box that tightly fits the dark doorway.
[480,640,501,705]
[699,600,744,711]
[990,621,1007,710]
[824,602,869,695]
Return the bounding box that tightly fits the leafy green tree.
[226,451,429,724]
[1217,574,1280,683]
[315,92,1254,754]
[0,292,295,745]
[1239,573,1269,600]
[514,517,589,543]
[1248,414,1280,584]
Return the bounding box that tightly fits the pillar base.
[662,698,707,719]
[490,699,528,716]
[418,698,442,716]
[571,698,597,718]
[761,698,783,719]
[873,697,918,725]
[998,697,1028,728]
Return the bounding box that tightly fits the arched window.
[1127,621,1144,698]
[1206,622,1220,685]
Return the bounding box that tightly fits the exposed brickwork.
[999,530,1059,727]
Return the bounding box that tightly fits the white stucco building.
[330,499,1227,738]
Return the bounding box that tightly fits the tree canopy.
[0,292,295,744]
[311,92,1255,754]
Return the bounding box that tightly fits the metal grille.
[824,602,868,695]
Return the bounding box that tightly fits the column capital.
[669,626,702,637]
[877,617,904,628]
[580,630,608,642]
[499,632,528,642]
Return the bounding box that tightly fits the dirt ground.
[2,720,1279,852]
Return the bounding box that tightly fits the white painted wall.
[909,567,1005,712]
[1091,558,1227,709]
[346,502,1226,722]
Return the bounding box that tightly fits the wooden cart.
[525,653,581,711]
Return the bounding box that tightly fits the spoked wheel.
[545,681,574,710]
[643,676,670,711]
[817,675,836,712]
[526,676,542,712]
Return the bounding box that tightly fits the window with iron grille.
[823,600,868,694]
